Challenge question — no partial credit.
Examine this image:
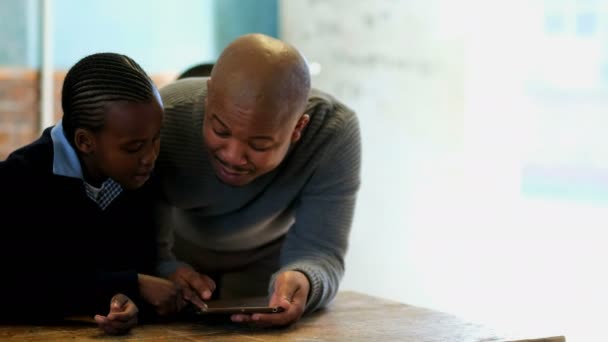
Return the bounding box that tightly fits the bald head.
[209,34,311,123]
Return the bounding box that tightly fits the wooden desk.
[0,291,565,341]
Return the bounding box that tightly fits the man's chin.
[215,173,252,187]
[213,163,254,186]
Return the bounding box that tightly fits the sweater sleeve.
[154,195,193,278]
[269,110,362,313]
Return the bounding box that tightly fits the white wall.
[281,1,608,340]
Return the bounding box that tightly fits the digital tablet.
[196,306,285,315]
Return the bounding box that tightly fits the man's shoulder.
[158,78,207,132]
[305,88,358,139]
[308,88,357,121]
[159,77,208,107]
[289,88,360,171]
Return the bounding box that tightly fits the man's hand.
[137,274,184,316]
[169,266,215,309]
[94,293,138,335]
[231,270,310,327]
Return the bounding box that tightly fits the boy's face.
[81,100,163,190]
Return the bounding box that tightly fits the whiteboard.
[280,0,465,146]
[279,0,468,305]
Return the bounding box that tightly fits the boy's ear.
[74,128,96,154]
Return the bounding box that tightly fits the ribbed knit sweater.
[156,78,361,312]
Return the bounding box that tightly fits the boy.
[0,53,189,334]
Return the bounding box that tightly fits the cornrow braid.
[61,52,157,146]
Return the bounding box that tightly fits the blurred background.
[2,0,607,340]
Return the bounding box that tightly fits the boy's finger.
[110,294,129,312]
[100,316,138,335]
[108,301,138,322]
[94,314,107,325]
[107,310,135,322]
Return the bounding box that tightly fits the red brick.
[0,129,10,146]
[0,67,175,159]
[0,68,37,81]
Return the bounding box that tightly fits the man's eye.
[250,145,271,152]
[213,129,230,137]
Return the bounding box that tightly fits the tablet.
[197,306,285,315]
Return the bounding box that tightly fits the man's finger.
[176,274,208,309]
[234,273,309,327]
[272,278,300,305]
[231,313,252,323]
[184,272,215,300]
[187,293,208,310]
[231,307,297,328]
[180,283,194,301]
[253,296,301,326]
[251,310,296,326]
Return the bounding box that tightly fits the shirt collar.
[50,120,83,179]
[51,120,124,210]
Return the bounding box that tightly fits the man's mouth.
[215,157,252,175]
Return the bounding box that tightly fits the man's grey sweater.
[156,78,361,312]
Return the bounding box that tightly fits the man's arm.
[270,111,362,313]
[155,196,191,278]
[154,195,215,305]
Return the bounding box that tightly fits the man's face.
[203,84,307,187]
[89,100,163,190]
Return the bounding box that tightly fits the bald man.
[155,34,361,326]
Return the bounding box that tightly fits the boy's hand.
[169,266,215,308]
[94,293,138,335]
[137,274,184,316]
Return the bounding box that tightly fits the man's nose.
[219,139,248,167]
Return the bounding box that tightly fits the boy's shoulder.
[0,128,53,177]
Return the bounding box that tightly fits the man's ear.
[291,114,310,143]
[74,128,96,154]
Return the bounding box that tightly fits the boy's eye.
[125,143,144,153]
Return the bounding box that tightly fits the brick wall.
[0,68,39,159]
[0,68,177,160]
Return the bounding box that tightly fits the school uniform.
[0,122,158,320]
